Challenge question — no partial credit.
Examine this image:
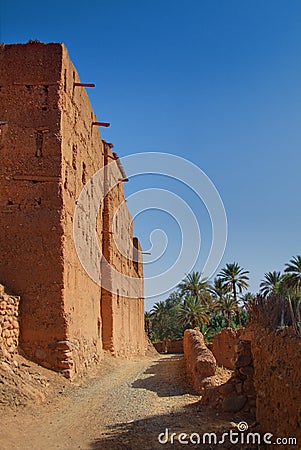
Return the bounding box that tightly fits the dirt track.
[0,354,255,450]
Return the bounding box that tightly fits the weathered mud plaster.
[0,42,145,378]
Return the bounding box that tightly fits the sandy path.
[0,354,254,450]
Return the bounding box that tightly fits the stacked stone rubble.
[221,339,256,415]
[0,284,20,359]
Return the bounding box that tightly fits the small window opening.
[35,130,44,157]
[64,69,67,92]
[82,162,86,185]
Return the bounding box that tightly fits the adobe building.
[0,42,145,378]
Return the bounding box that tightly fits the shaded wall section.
[101,143,145,357]
[153,339,183,354]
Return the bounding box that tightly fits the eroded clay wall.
[153,338,183,354]
[212,327,243,370]
[0,285,20,359]
[0,43,67,369]
[251,327,301,444]
[217,326,301,435]
[183,328,216,393]
[101,147,145,357]
[59,46,104,376]
[0,42,145,378]
[60,47,145,365]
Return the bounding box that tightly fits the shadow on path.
[131,355,197,397]
[89,402,258,450]
[89,355,258,450]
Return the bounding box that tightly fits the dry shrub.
[246,294,301,336]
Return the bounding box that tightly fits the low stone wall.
[153,338,183,354]
[0,285,20,359]
[183,328,216,392]
[212,327,243,369]
[252,327,301,444]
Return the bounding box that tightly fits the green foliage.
[210,277,231,300]
[213,295,239,327]
[146,256,301,342]
[240,292,254,305]
[178,271,211,305]
[200,313,224,342]
[246,255,301,337]
[259,271,286,297]
[284,255,301,293]
[147,264,250,343]
[146,292,184,341]
[217,262,249,303]
[240,308,248,326]
[178,296,210,328]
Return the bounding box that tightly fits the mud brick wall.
[153,341,164,353]
[218,326,301,439]
[0,42,145,378]
[153,338,183,354]
[0,285,20,359]
[212,327,243,370]
[59,46,105,375]
[251,327,301,445]
[100,144,144,357]
[183,329,216,392]
[0,43,67,372]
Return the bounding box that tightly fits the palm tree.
[144,311,153,338]
[151,301,169,341]
[214,295,239,327]
[165,291,182,308]
[151,301,166,317]
[200,313,225,341]
[178,296,210,328]
[217,262,249,303]
[284,255,301,292]
[240,292,254,305]
[259,271,285,298]
[210,277,230,301]
[178,271,211,304]
[239,292,253,326]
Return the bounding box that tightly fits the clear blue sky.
[1,0,301,309]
